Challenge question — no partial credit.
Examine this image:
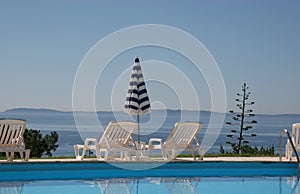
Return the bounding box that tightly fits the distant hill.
[4,108,219,115]
[4,108,64,114]
[2,108,300,116]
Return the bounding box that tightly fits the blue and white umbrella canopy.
[124,57,151,142]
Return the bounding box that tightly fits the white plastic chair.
[145,122,203,160]
[0,119,30,161]
[286,123,300,160]
[74,121,138,160]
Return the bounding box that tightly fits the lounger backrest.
[165,122,202,149]
[0,119,26,146]
[292,123,300,146]
[99,121,138,148]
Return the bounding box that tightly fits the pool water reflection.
[1,176,299,194]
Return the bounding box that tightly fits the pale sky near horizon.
[0,1,299,114]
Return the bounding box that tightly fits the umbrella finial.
[135,56,140,63]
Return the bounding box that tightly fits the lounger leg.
[74,145,81,160]
[81,147,87,160]
[5,152,12,161]
[161,149,167,160]
[285,141,290,160]
[6,152,14,161]
[98,150,104,160]
[25,149,30,161]
[164,149,171,160]
[116,149,124,160]
[197,147,205,161]
[124,149,132,161]
[19,151,24,161]
[171,150,177,160]
[104,150,109,160]
[97,149,106,161]
[286,142,293,161]
[111,150,117,159]
[285,143,289,160]
[11,152,15,161]
[95,145,100,160]
[190,148,196,160]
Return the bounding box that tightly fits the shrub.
[24,129,59,158]
[219,144,275,156]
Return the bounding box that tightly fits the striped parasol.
[124,57,151,143]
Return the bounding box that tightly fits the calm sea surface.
[0,110,299,156]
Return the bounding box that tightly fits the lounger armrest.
[84,138,98,146]
[147,138,164,149]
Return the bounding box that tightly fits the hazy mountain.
[4,108,64,114]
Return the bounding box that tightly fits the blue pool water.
[5,177,299,194]
[0,162,299,194]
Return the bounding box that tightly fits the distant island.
[4,108,65,114]
[4,108,215,115]
[3,108,299,116]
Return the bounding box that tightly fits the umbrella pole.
[137,113,140,143]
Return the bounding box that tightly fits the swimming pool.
[0,161,299,194]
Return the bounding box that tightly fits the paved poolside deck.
[0,156,298,163]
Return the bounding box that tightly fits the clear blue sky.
[0,1,299,114]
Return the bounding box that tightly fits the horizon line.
[2,107,300,116]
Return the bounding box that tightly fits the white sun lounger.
[145,122,203,160]
[74,121,138,160]
[0,118,30,161]
[285,123,300,160]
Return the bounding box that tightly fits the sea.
[0,108,299,157]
